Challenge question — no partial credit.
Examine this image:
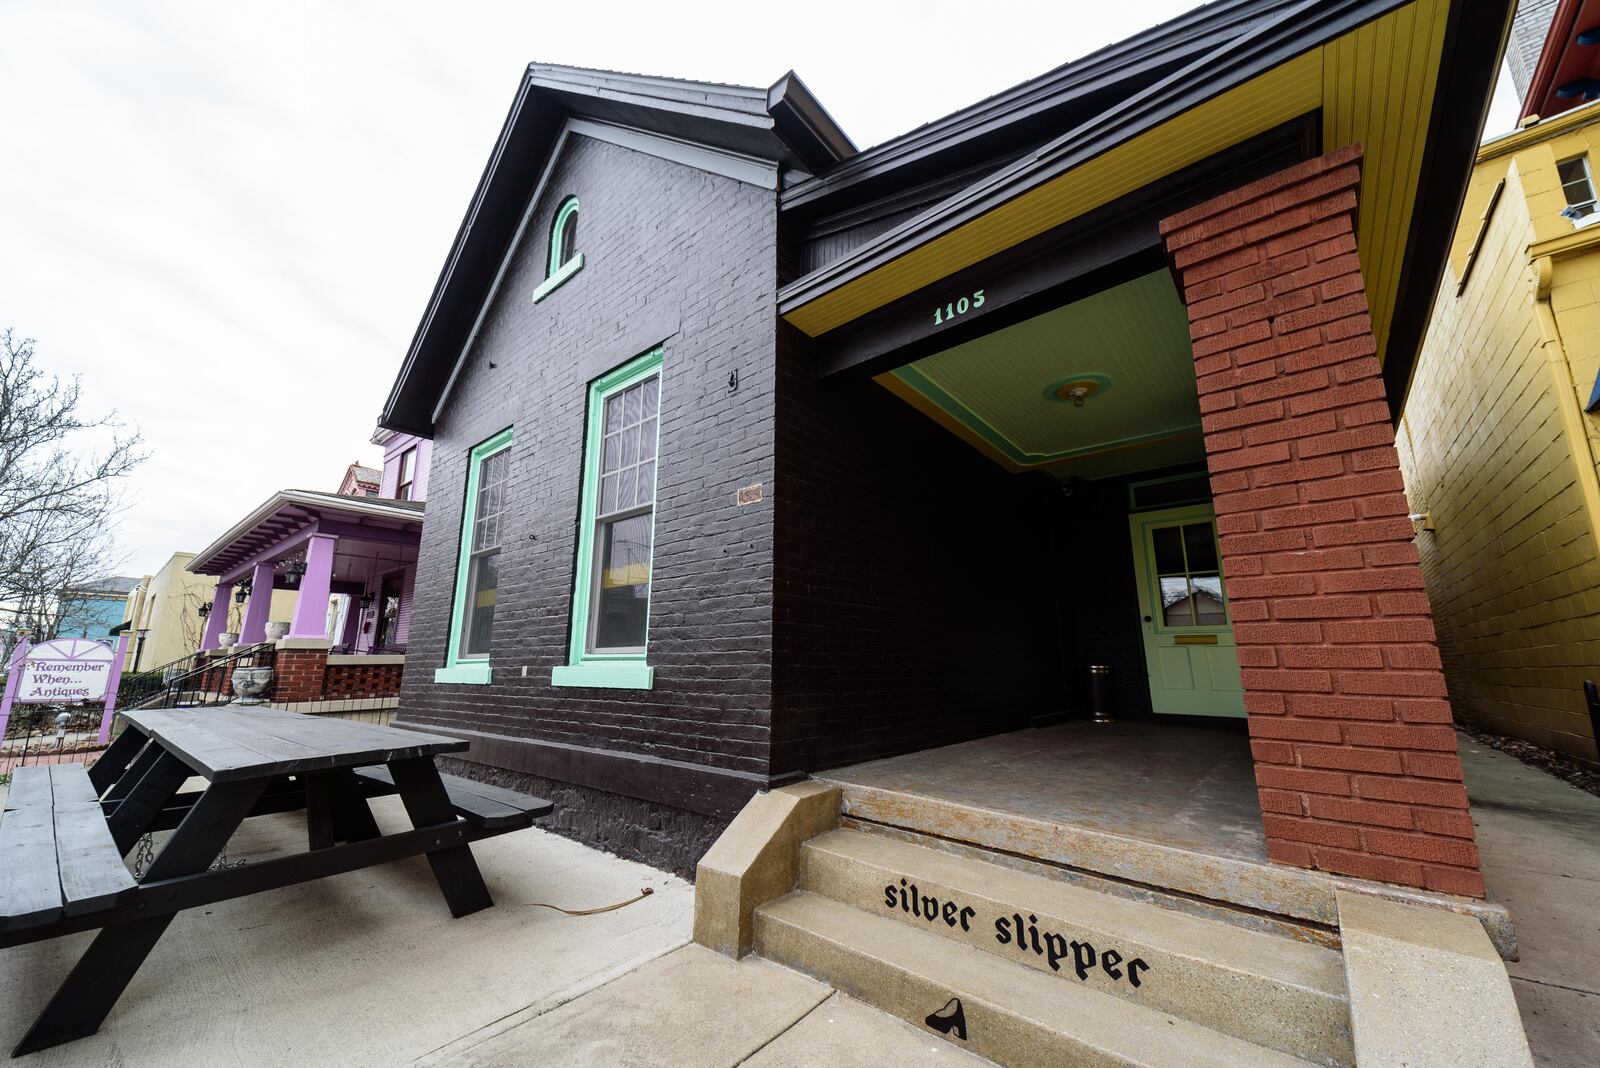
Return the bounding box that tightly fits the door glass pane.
[464,553,498,656]
[1183,523,1219,572]
[1191,573,1227,624]
[594,513,652,649]
[1152,526,1185,574]
[1159,576,1192,625]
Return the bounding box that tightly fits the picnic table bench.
[0,706,552,1056]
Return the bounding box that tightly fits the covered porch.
[185,490,424,707]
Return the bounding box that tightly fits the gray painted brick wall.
[1507,0,1556,101]
[395,134,780,869]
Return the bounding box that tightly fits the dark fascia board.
[767,70,857,172]
[380,63,827,438]
[1382,0,1516,416]
[380,70,553,439]
[777,0,1419,322]
[813,116,1319,384]
[779,0,1291,216]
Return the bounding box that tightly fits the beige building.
[1399,101,1600,762]
[119,552,296,673]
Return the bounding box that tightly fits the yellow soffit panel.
[785,0,1450,364]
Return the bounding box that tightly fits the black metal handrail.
[133,643,277,710]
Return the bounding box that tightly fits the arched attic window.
[533,195,584,304]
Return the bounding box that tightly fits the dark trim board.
[777,0,1414,318]
[1380,0,1517,416]
[390,722,805,820]
[812,115,1319,382]
[777,0,1301,217]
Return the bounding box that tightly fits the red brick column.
[1159,145,1483,898]
[271,648,329,703]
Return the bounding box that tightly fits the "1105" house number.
[933,289,986,326]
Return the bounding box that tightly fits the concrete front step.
[799,828,1353,1066]
[823,778,1516,958]
[755,891,1320,1068]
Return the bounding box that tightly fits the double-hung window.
[553,348,661,689]
[434,428,511,684]
[395,446,417,501]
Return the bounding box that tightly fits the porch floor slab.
[821,721,1268,864]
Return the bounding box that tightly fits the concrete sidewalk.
[0,794,695,1066]
[1460,737,1600,1067]
[435,943,993,1067]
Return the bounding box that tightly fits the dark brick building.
[383,0,1513,892]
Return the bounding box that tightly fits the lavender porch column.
[200,582,233,650]
[289,534,337,639]
[239,562,276,645]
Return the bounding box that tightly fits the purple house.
[181,431,430,704]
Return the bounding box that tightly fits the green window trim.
[434,426,513,685]
[533,196,582,304]
[434,662,492,685]
[553,347,662,690]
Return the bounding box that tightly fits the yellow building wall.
[120,553,299,672]
[1401,159,1600,761]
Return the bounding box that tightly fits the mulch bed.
[1458,723,1600,800]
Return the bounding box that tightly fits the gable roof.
[780,0,1293,220]
[380,63,852,438]
[777,0,1512,410]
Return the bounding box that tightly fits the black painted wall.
[394,135,781,871]
[769,322,1061,776]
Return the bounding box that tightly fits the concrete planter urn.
[231,665,273,706]
[264,621,291,641]
[218,632,238,649]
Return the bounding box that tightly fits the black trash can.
[1087,664,1114,725]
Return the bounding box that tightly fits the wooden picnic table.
[0,706,552,1056]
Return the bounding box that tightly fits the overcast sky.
[0,1,1522,577]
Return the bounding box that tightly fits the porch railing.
[137,643,277,710]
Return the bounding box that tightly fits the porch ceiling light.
[1045,373,1112,408]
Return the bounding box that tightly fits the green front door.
[1128,505,1245,718]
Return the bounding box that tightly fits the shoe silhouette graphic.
[925,996,968,1041]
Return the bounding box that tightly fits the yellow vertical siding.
[1401,161,1600,761]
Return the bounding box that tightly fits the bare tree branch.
[0,329,146,634]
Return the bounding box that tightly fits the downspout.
[1532,254,1600,561]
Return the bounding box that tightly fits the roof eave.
[187,490,426,576]
[778,0,1411,320]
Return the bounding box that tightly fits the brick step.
[755,891,1321,1068]
[799,827,1352,1066]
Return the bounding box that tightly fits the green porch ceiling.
[882,270,1204,480]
